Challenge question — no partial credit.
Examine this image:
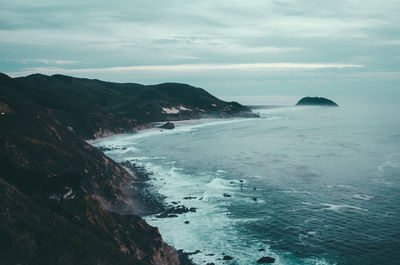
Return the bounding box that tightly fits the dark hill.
[15,74,257,138]
[296,97,338,106]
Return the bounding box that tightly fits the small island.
[296,97,339,107]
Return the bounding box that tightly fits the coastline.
[0,73,258,265]
[89,105,323,264]
[89,116,260,144]
[89,116,262,264]
[88,109,293,217]
[88,116,259,214]
[0,72,276,265]
[88,103,303,146]
[90,106,335,265]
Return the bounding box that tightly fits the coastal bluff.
[0,73,257,265]
[296,97,339,106]
[13,73,258,139]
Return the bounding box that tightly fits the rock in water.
[296,97,338,106]
[257,256,276,263]
[159,122,175,129]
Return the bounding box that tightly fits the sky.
[1,0,399,100]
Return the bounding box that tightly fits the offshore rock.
[160,122,175,129]
[296,97,338,106]
[156,205,197,218]
[257,256,276,263]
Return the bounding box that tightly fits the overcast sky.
[1,0,399,99]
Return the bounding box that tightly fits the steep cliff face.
[0,74,180,265]
[0,178,180,265]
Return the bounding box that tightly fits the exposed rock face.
[160,122,175,129]
[0,73,180,265]
[296,97,338,107]
[0,179,180,265]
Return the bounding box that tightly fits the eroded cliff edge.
[0,73,256,265]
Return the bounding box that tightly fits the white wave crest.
[352,194,373,201]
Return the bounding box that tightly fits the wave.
[90,117,260,148]
[319,203,367,213]
[205,177,234,190]
[352,194,373,201]
[377,153,400,176]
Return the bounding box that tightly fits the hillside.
[0,73,257,265]
[14,74,256,138]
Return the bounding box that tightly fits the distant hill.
[14,74,257,138]
[296,97,338,106]
[0,73,257,265]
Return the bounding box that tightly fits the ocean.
[92,96,400,265]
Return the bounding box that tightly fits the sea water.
[92,97,400,265]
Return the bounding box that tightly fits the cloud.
[16,59,79,65]
[373,40,400,46]
[0,0,398,95]
[6,62,363,77]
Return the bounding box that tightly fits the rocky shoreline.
[92,125,218,265]
[0,73,257,265]
[93,120,278,265]
[116,159,220,265]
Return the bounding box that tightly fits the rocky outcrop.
[156,205,197,218]
[160,122,175,129]
[296,97,338,106]
[257,257,276,263]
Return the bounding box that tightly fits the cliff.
[0,73,256,265]
[0,73,180,264]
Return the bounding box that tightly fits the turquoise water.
[93,98,400,264]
